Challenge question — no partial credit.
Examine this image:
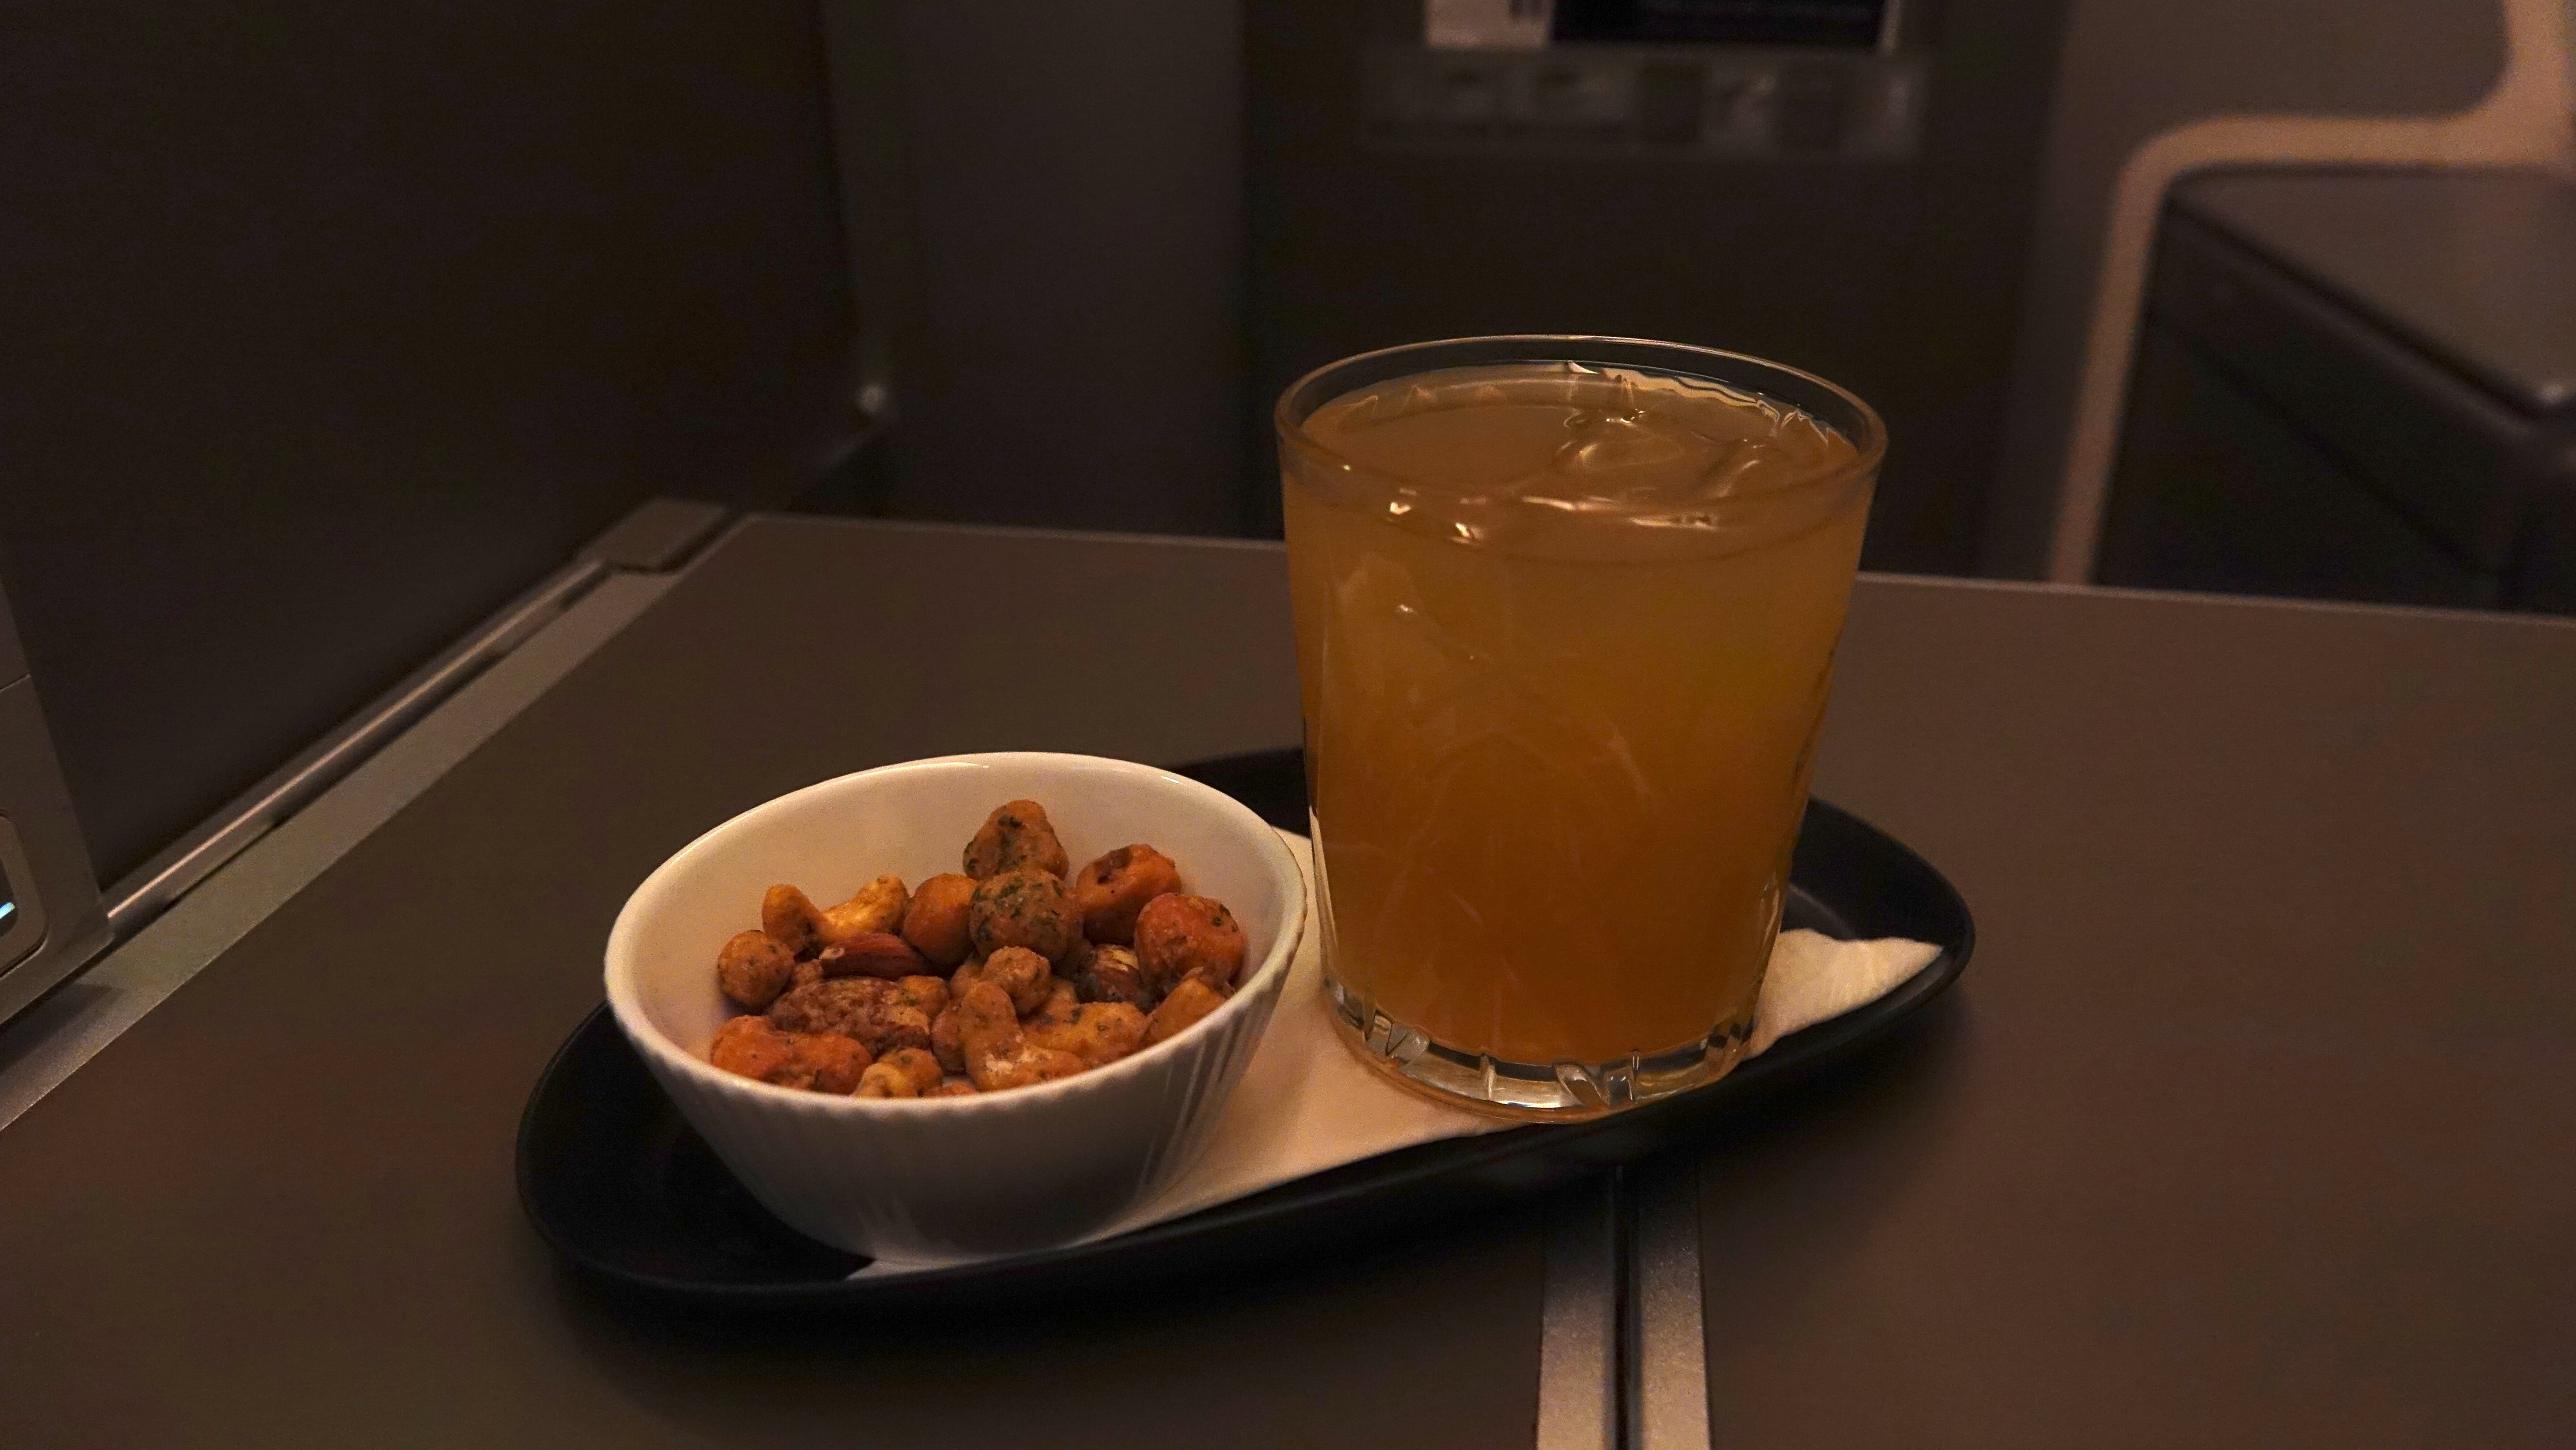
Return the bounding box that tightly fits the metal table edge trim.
[0,570,681,1131]
[1537,1160,1714,1450]
[756,510,1301,557]
[101,556,615,942]
[1540,1175,1624,1450]
[1631,1160,1712,1450]
[1859,567,2576,631]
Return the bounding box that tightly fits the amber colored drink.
[1279,340,1881,1117]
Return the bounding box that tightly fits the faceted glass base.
[1322,971,1757,1121]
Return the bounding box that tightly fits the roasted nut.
[724,801,1243,1094]
[1026,1002,1148,1068]
[880,1046,942,1091]
[823,873,910,943]
[963,799,1070,880]
[929,1007,966,1074]
[855,1046,945,1098]
[1134,894,1248,995]
[1143,977,1227,1047]
[710,1015,874,1093]
[892,974,950,1019]
[768,977,933,1056]
[716,930,796,1010]
[1071,844,1184,945]
[953,981,1017,1057]
[1029,977,1080,1029]
[900,872,978,967]
[1059,933,1097,979]
[1073,943,1151,1007]
[812,931,927,981]
[854,1061,916,1098]
[762,884,828,958]
[978,945,1056,1017]
[708,1015,797,1083]
[765,876,911,956]
[969,868,1082,964]
[787,1032,873,1094]
[958,983,1014,1051]
[976,1040,1085,1091]
[956,980,1086,1091]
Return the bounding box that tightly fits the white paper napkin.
[1086,830,1942,1239]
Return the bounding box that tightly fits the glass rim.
[1274,334,1888,499]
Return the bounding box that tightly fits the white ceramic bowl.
[604,752,1307,1264]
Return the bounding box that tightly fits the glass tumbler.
[1278,336,1884,1118]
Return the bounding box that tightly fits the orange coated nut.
[1142,978,1227,1048]
[854,1062,915,1098]
[709,1015,797,1082]
[953,980,1020,1058]
[968,869,1083,965]
[963,799,1070,880]
[1133,894,1248,996]
[710,1015,874,1093]
[978,945,1056,1017]
[1029,977,1080,1029]
[1070,844,1184,946]
[891,974,950,1020]
[980,1044,1085,1090]
[879,1046,942,1092]
[929,1007,966,1075]
[956,980,1086,1090]
[786,1031,873,1094]
[761,884,827,958]
[819,874,910,945]
[812,931,926,981]
[856,1046,945,1098]
[764,876,911,956]
[716,929,796,1010]
[1025,1002,1149,1068]
[900,872,978,967]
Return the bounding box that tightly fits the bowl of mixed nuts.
[604,753,1307,1262]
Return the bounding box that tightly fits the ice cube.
[1335,381,1451,431]
[1691,440,1799,499]
[1543,410,1723,501]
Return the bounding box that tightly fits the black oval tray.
[517,749,1973,1311]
